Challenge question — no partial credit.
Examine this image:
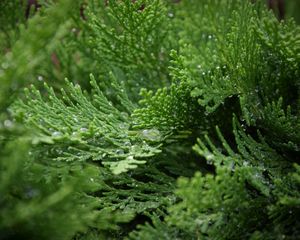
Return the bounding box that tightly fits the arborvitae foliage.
[1,0,299,239]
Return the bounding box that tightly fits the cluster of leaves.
[0,0,299,239]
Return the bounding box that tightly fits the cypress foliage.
[0,0,299,239]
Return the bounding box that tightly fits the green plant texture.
[0,0,299,239]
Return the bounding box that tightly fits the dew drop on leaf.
[52,131,62,137]
[4,120,13,128]
[141,129,161,141]
[116,149,124,155]
[80,127,88,132]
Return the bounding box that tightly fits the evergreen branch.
[0,0,80,110]
[12,74,163,174]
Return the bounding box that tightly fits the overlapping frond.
[1,0,299,239]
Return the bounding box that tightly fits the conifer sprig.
[13,74,163,174]
[1,0,299,239]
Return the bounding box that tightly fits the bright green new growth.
[1,0,299,239]
[13,74,162,174]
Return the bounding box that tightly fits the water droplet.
[118,122,128,129]
[25,188,40,199]
[116,149,124,155]
[130,145,139,152]
[121,112,129,119]
[208,35,212,39]
[52,131,62,137]
[1,62,9,69]
[168,12,174,18]
[230,162,235,171]
[127,155,134,161]
[243,161,249,166]
[204,153,214,164]
[37,75,43,81]
[4,120,13,128]
[90,178,94,182]
[80,127,88,132]
[141,129,161,141]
